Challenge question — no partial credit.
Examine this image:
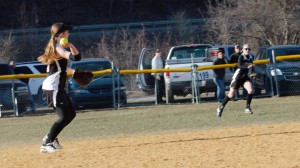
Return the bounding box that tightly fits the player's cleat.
[245,107,253,114]
[43,135,63,149]
[40,143,60,153]
[53,138,63,149]
[217,106,223,117]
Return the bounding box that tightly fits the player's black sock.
[246,94,253,108]
[221,95,231,108]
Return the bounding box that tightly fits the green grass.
[0,96,299,147]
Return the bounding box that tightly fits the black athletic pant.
[44,90,76,143]
[155,76,165,103]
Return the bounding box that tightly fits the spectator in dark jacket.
[213,49,227,103]
[229,44,241,72]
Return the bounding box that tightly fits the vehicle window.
[277,48,300,62]
[71,61,113,78]
[275,48,300,56]
[261,50,267,59]
[267,47,300,62]
[194,49,206,58]
[14,66,32,84]
[34,65,47,73]
[142,50,154,69]
[71,61,112,71]
[14,66,33,74]
[257,49,267,60]
[0,64,11,75]
[170,46,209,59]
[227,47,235,58]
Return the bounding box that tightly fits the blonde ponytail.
[38,36,57,64]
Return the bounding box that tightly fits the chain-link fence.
[0,79,35,117]
[132,54,300,105]
[2,54,300,117]
[258,56,300,97]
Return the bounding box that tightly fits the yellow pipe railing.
[1,54,300,79]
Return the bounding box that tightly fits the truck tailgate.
[165,61,214,82]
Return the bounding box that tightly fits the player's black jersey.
[47,58,68,76]
[42,58,68,92]
[232,54,255,80]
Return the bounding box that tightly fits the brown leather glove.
[72,69,94,87]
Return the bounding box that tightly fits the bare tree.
[169,10,199,44]
[125,0,135,13]
[108,0,114,18]
[18,2,29,29]
[0,33,19,62]
[89,25,184,90]
[204,0,300,48]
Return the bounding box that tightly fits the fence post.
[195,67,201,103]
[0,104,2,117]
[117,68,121,108]
[191,52,200,104]
[11,79,19,116]
[192,65,200,103]
[191,53,195,104]
[111,62,116,110]
[267,58,275,97]
[272,50,280,97]
[191,68,195,103]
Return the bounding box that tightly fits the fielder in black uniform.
[38,22,81,153]
[217,44,256,117]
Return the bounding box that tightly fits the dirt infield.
[0,122,299,168]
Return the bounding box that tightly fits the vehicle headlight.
[270,69,283,76]
[16,86,28,91]
[72,89,89,93]
[115,86,126,91]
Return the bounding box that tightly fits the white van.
[14,61,46,105]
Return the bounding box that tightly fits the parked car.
[254,45,300,96]
[68,58,127,109]
[14,61,46,104]
[15,59,127,109]
[0,62,34,113]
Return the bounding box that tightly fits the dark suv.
[254,45,300,96]
[0,62,34,114]
[68,58,127,109]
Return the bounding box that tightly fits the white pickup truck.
[136,44,235,103]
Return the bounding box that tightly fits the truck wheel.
[17,102,28,114]
[16,97,30,114]
[254,88,262,95]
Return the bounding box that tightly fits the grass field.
[0,96,299,167]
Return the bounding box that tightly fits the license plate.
[198,71,209,80]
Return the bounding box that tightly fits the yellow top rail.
[1,54,300,79]
[0,69,112,80]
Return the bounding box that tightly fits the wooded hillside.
[0,0,206,30]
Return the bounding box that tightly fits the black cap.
[54,23,73,37]
[235,44,240,49]
[217,48,224,54]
